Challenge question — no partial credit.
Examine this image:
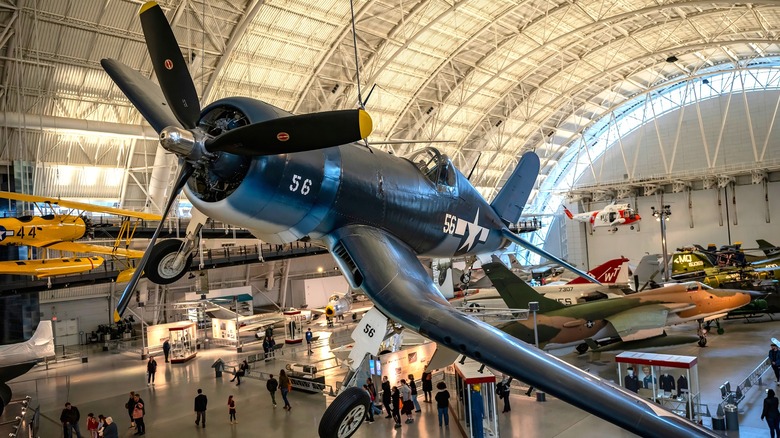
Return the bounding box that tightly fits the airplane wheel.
[460,273,471,284]
[146,239,194,285]
[318,386,370,438]
[717,327,725,335]
[575,343,589,354]
[467,303,482,313]
[698,337,707,347]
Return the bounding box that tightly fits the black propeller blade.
[139,2,200,129]
[114,161,194,321]
[205,109,373,155]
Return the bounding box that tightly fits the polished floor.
[3,314,779,438]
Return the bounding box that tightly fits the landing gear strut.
[697,319,708,347]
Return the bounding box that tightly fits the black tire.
[698,337,707,347]
[318,386,370,438]
[575,343,589,354]
[146,239,193,285]
[717,327,725,335]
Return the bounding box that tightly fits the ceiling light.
[666,56,678,63]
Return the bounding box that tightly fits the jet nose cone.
[325,306,335,317]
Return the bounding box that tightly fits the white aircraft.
[0,321,55,414]
[455,257,631,309]
[564,203,641,232]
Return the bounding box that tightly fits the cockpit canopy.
[405,147,456,188]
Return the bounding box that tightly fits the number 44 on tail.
[348,307,389,367]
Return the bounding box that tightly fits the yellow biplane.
[0,191,161,281]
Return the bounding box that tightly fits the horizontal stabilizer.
[490,152,540,224]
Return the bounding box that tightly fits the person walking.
[422,372,433,403]
[381,376,392,418]
[305,328,314,355]
[499,376,512,413]
[267,374,279,407]
[279,369,292,410]
[435,381,450,428]
[771,344,780,385]
[162,339,171,363]
[125,391,136,429]
[146,357,157,386]
[227,395,237,424]
[762,389,780,438]
[268,336,277,358]
[408,374,421,412]
[194,388,208,428]
[262,336,270,360]
[400,379,414,424]
[131,393,145,436]
[391,386,402,428]
[60,402,82,438]
[102,417,118,438]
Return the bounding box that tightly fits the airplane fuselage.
[186,98,508,259]
[0,215,85,245]
[499,283,750,346]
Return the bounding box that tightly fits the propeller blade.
[114,161,194,321]
[101,58,181,134]
[501,229,602,285]
[138,1,201,129]
[205,109,372,155]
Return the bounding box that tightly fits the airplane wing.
[325,225,710,436]
[607,303,695,342]
[42,241,147,259]
[0,191,162,221]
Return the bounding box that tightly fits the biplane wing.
[0,191,162,221]
[0,256,104,278]
[41,241,147,259]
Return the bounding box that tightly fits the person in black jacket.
[102,417,119,438]
[146,357,157,386]
[770,344,780,384]
[194,388,208,428]
[381,376,392,418]
[267,374,279,407]
[422,372,433,402]
[624,368,640,393]
[762,389,780,438]
[391,386,402,428]
[125,392,136,428]
[435,381,450,427]
[60,402,82,438]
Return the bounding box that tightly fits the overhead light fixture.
[666,55,678,63]
[702,79,710,85]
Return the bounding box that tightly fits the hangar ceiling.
[0,0,779,209]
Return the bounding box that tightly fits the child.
[228,395,237,424]
[87,412,98,438]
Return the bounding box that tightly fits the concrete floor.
[2,314,778,438]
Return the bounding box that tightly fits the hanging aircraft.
[483,261,754,353]
[0,191,162,281]
[456,256,631,309]
[563,202,641,232]
[101,3,716,437]
[0,321,54,415]
[310,291,372,321]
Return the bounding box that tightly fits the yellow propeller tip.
[113,309,121,323]
[139,1,158,14]
[358,109,373,139]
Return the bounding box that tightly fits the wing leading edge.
[324,225,715,438]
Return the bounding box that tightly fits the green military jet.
[484,261,753,352]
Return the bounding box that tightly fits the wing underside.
[324,224,712,437]
[607,303,694,342]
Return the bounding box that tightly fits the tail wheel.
[146,239,194,284]
[318,387,370,438]
[575,343,589,354]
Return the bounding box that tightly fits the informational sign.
[379,342,438,385]
[348,307,388,367]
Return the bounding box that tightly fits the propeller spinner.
[104,1,373,321]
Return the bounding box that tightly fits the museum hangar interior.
[1,0,780,437]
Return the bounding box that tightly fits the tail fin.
[632,254,662,290]
[563,206,573,219]
[757,239,780,257]
[490,151,540,224]
[566,257,629,285]
[482,262,564,312]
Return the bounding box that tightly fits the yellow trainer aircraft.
[0,191,161,281]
